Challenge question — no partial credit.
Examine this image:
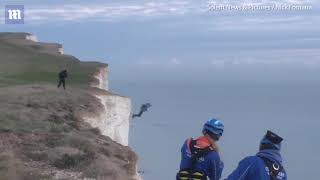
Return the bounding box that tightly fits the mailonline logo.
[5,5,24,24]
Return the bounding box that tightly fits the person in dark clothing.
[132,103,151,118]
[57,69,68,90]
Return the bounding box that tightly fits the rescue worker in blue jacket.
[226,130,287,180]
[177,118,224,180]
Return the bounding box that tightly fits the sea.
[112,81,320,180]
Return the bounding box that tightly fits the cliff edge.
[0,32,139,180]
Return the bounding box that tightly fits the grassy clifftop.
[0,33,137,180]
[0,32,105,87]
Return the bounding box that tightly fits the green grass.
[0,38,104,87]
[0,117,70,134]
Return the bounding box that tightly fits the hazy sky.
[0,0,319,83]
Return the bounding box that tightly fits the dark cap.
[265,130,283,144]
[260,130,283,151]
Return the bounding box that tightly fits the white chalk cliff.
[91,66,109,90]
[26,34,38,42]
[0,33,64,55]
[87,67,142,180]
[83,66,131,147]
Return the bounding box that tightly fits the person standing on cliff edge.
[57,69,68,90]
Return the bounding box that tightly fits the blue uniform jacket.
[226,150,287,180]
[179,138,224,180]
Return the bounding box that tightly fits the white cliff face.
[85,67,143,180]
[25,34,64,55]
[89,94,131,146]
[92,67,109,90]
[25,35,38,42]
[85,66,130,146]
[58,48,64,55]
[88,92,143,180]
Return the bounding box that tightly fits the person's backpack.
[258,156,284,180]
[177,138,212,180]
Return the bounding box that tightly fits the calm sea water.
[112,82,320,180]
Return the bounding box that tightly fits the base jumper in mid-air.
[132,103,152,119]
[57,69,68,90]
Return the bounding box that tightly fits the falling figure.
[132,103,152,119]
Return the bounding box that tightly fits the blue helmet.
[202,118,224,140]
